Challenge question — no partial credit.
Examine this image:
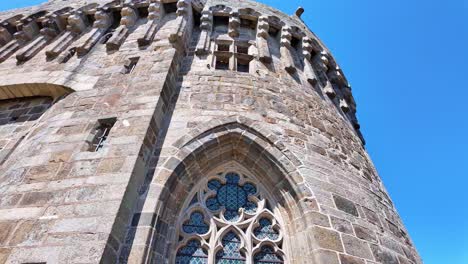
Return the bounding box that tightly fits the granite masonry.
[0,0,421,263]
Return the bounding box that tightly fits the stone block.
[333,194,359,217]
[342,234,373,260]
[312,226,344,252]
[339,254,366,264]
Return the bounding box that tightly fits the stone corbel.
[46,10,93,61]
[169,0,189,44]
[280,26,296,74]
[16,12,70,62]
[302,37,318,86]
[228,11,240,38]
[312,51,335,98]
[76,9,113,57]
[256,16,271,63]
[138,0,162,47]
[195,9,213,55]
[0,27,12,47]
[0,17,41,63]
[339,98,350,113]
[107,5,139,51]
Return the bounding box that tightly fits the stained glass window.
[182,212,209,234]
[215,231,246,263]
[176,239,208,264]
[254,218,279,240]
[254,245,284,264]
[175,171,285,263]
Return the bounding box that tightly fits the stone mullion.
[106,5,139,51]
[138,0,162,47]
[195,10,213,55]
[256,16,271,63]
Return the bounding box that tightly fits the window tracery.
[175,171,285,263]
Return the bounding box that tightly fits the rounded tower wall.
[0,0,421,263]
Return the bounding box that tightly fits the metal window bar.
[93,127,110,152]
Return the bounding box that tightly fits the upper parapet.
[0,0,363,143]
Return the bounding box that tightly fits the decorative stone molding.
[106,5,139,51]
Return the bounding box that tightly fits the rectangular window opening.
[215,56,230,70]
[268,27,280,39]
[217,43,230,52]
[236,45,249,55]
[240,18,257,30]
[137,7,149,18]
[88,117,117,152]
[291,37,301,51]
[164,2,178,13]
[124,57,140,74]
[237,60,250,73]
[213,16,229,33]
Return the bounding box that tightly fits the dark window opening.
[88,117,117,152]
[236,45,249,55]
[193,8,201,27]
[240,18,256,30]
[215,57,230,70]
[123,57,140,74]
[217,43,230,52]
[237,59,250,73]
[213,16,229,33]
[138,7,149,18]
[86,14,96,25]
[268,27,280,39]
[164,2,178,13]
[111,11,122,29]
[291,37,301,51]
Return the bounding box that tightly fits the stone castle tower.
[0,0,421,263]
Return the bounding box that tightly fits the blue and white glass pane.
[215,231,246,263]
[176,239,208,264]
[254,218,279,240]
[183,212,209,234]
[206,173,258,221]
[253,246,283,264]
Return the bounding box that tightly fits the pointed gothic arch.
[142,120,322,263]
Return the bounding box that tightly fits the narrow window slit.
[123,57,140,74]
[88,117,117,152]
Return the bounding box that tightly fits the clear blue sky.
[1,0,467,263]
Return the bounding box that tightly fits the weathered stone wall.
[0,0,421,263]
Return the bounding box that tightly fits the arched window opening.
[0,96,53,165]
[174,171,286,263]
